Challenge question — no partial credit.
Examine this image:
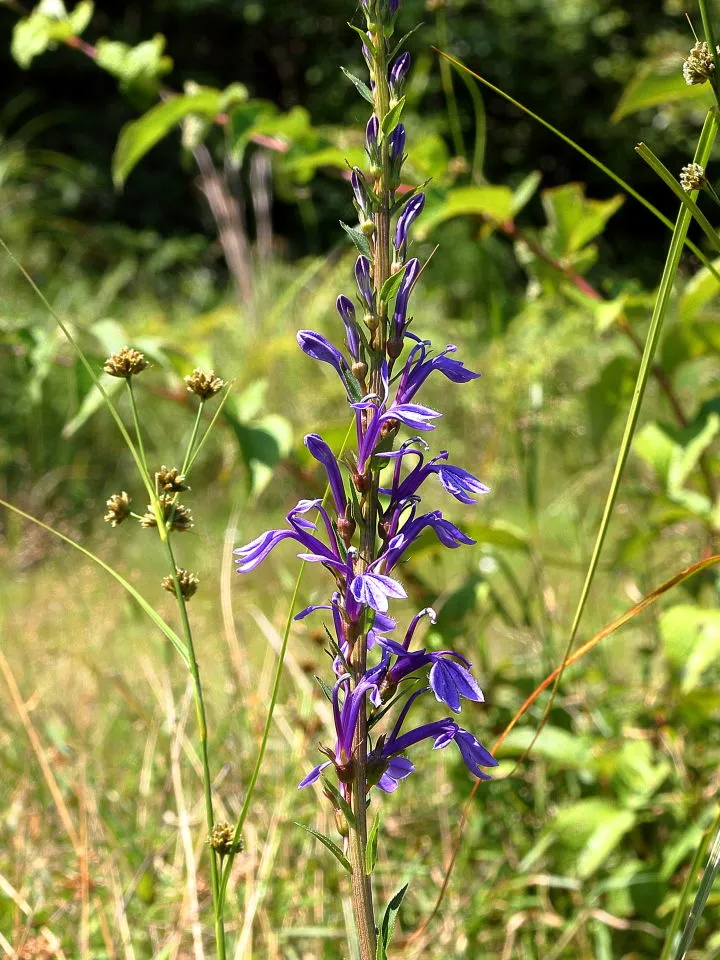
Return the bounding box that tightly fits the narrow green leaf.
[321,776,357,831]
[294,822,351,874]
[0,497,190,666]
[113,91,223,187]
[379,269,405,303]
[381,96,406,137]
[376,882,409,959]
[340,66,374,104]
[389,24,423,61]
[339,220,372,258]
[365,811,380,874]
[314,675,334,703]
[611,62,712,123]
[347,22,376,56]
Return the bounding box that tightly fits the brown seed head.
[162,567,200,600]
[185,368,225,400]
[680,162,707,192]
[683,41,717,86]
[139,496,194,532]
[103,346,148,379]
[104,491,131,527]
[207,821,242,857]
[156,465,190,493]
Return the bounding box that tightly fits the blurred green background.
[1,0,719,957]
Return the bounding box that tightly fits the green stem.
[162,533,225,960]
[181,400,205,476]
[126,379,152,483]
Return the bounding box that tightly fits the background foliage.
[0,0,719,957]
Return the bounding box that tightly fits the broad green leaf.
[283,146,366,184]
[660,605,720,691]
[376,882,409,960]
[499,725,593,771]
[453,519,529,551]
[113,90,223,186]
[67,0,93,35]
[62,378,123,438]
[225,410,292,497]
[294,822,351,874]
[366,811,380,875]
[611,740,670,809]
[669,413,719,492]
[11,6,73,68]
[585,355,637,449]
[340,66,374,104]
[96,35,173,99]
[677,256,720,322]
[542,183,624,257]
[551,800,636,878]
[634,422,677,483]
[417,185,514,237]
[661,320,720,374]
[612,61,712,123]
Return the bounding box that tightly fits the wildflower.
[305,433,347,517]
[162,567,199,600]
[207,821,242,857]
[390,258,421,342]
[388,123,406,166]
[683,40,716,86]
[680,161,707,192]
[103,346,148,379]
[394,194,425,262]
[354,256,375,312]
[139,495,194,532]
[104,491,131,527]
[336,295,362,361]
[389,52,411,99]
[365,115,380,167]
[185,368,225,399]
[156,465,190,493]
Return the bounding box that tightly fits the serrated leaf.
[379,269,404,304]
[381,96,406,137]
[339,220,372,258]
[376,882,409,959]
[314,675,334,703]
[294,822,351,873]
[113,90,223,186]
[340,66,374,104]
[321,777,356,830]
[365,811,380,874]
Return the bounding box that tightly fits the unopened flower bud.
[355,256,375,311]
[680,162,707,192]
[365,116,380,166]
[683,41,717,86]
[352,360,368,381]
[389,52,411,98]
[104,491,131,527]
[334,807,350,838]
[162,567,199,600]
[103,346,148,379]
[185,369,225,400]
[156,466,190,493]
[360,218,376,237]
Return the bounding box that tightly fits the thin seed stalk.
[162,532,226,960]
[347,6,395,956]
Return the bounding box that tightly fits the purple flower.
[381,509,475,571]
[389,53,411,98]
[354,397,442,472]
[391,450,489,505]
[355,256,375,312]
[377,756,414,792]
[388,0,399,15]
[394,194,425,258]
[305,433,347,516]
[391,257,421,341]
[336,295,361,361]
[235,499,342,573]
[350,571,407,613]
[396,341,480,404]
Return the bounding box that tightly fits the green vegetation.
[0,1,719,957]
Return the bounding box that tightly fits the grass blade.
[673,811,720,959]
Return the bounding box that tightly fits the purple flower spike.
[355,256,375,311]
[389,123,406,163]
[394,194,425,256]
[391,258,421,340]
[350,571,407,613]
[429,658,484,713]
[389,53,411,97]
[305,433,347,517]
[377,756,414,792]
[336,295,361,361]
